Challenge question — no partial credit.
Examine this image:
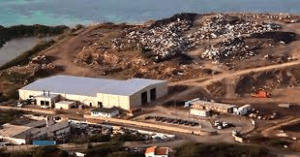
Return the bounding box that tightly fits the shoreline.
[86,12,300,27]
[2,12,300,28]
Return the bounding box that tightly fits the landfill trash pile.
[240,13,300,23]
[189,14,281,42]
[201,37,256,62]
[111,18,192,61]
[110,14,283,63]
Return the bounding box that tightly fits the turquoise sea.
[1,0,300,27]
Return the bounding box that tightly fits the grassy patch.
[1,72,31,83]
[57,29,74,40]
[175,142,269,157]
[85,142,125,157]
[89,135,111,143]
[0,24,68,48]
[0,109,24,125]
[111,133,146,142]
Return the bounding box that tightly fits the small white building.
[55,101,76,110]
[145,146,169,157]
[91,107,119,118]
[35,93,59,108]
[190,108,211,117]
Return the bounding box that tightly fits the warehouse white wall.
[55,102,75,110]
[18,89,44,100]
[156,82,168,98]
[61,94,97,107]
[19,89,97,107]
[97,94,130,110]
[130,82,168,109]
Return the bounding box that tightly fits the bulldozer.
[251,89,271,98]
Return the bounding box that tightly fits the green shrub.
[75,24,84,30]
[3,86,20,100]
[0,109,24,125]
[175,143,269,157]
[112,133,145,142]
[85,142,123,157]
[107,151,144,157]
[0,24,68,48]
[89,135,111,142]
[33,146,69,157]
[1,72,31,83]
[10,151,32,157]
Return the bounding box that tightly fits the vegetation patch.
[175,142,269,157]
[1,72,31,83]
[85,142,144,157]
[0,24,68,48]
[0,109,24,125]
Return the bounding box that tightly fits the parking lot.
[145,115,201,127]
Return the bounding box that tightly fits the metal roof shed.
[20,75,166,96]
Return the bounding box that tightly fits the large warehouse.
[19,75,168,110]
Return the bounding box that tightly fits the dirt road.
[170,60,300,88]
[261,117,300,137]
[41,26,104,77]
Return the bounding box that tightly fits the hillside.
[0,12,300,105]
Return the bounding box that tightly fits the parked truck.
[251,89,271,98]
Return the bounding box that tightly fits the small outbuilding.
[91,107,119,118]
[55,101,76,110]
[35,92,59,108]
[145,146,169,157]
[190,99,236,113]
[190,108,211,117]
[234,104,252,116]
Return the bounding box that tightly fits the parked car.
[178,120,184,125]
[167,119,174,123]
[222,122,229,128]
[214,121,221,126]
[172,119,179,124]
[161,118,168,122]
[17,102,23,108]
[217,125,223,130]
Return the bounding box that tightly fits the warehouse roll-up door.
[141,91,147,104]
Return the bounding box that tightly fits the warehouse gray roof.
[21,75,166,96]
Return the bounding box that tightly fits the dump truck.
[251,89,271,98]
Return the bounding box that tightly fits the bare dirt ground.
[1,13,300,152]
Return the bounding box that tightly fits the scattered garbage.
[111,14,282,63]
[111,18,192,62]
[190,14,281,42]
[201,37,256,61]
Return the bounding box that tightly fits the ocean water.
[0,0,299,27]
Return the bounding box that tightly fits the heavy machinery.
[251,89,271,98]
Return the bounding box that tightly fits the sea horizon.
[1,0,300,27]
